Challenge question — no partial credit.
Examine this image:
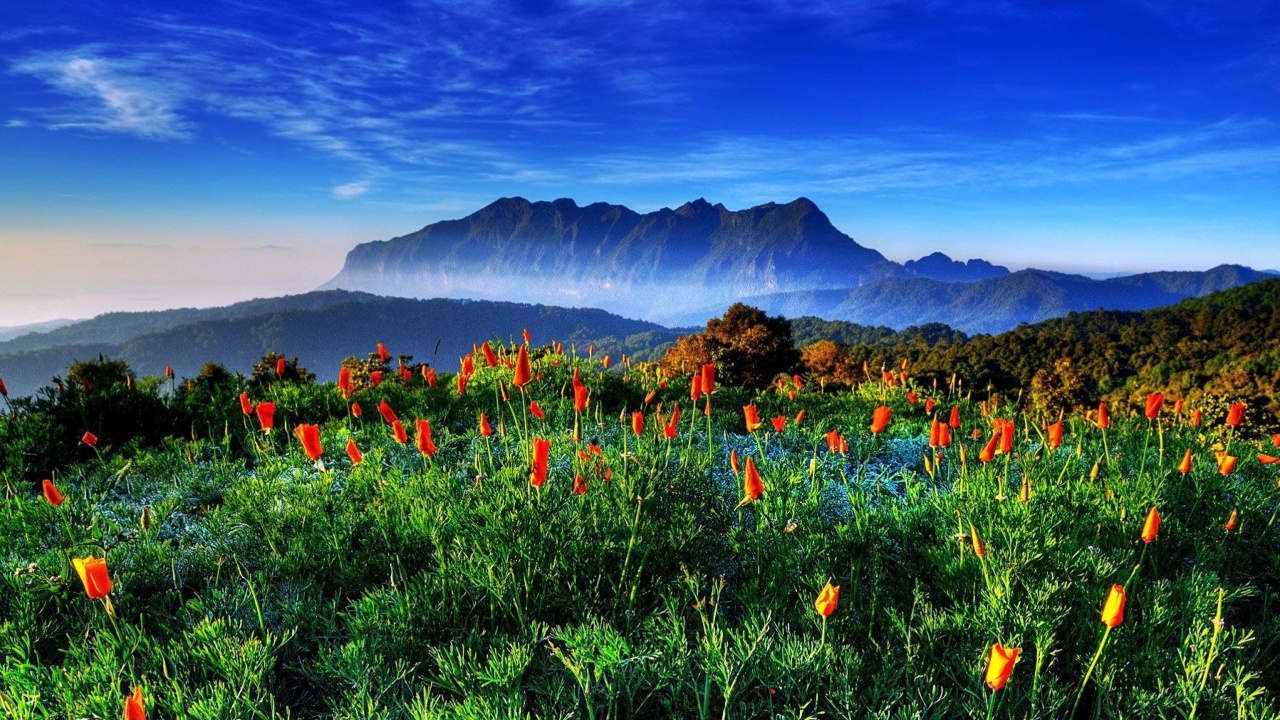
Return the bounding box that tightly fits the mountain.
[321,196,901,324]
[0,294,677,398]
[903,252,1009,282]
[0,318,79,342]
[741,265,1277,335]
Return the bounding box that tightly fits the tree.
[800,340,858,388]
[659,303,799,389]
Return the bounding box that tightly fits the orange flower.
[1225,509,1239,533]
[999,419,1014,454]
[870,406,891,435]
[1258,454,1280,465]
[479,412,493,437]
[644,390,657,404]
[1218,454,1238,476]
[338,367,352,396]
[979,433,999,463]
[1144,393,1163,420]
[938,424,952,448]
[0,377,6,396]
[529,401,546,419]
[72,555,112,599]
[730,448,741,475]
[1047,420,1063,449]
[701,363,716,394]
[738,457,764,507]
[239,391,253,416]
[481,342,499,367]
[294,424,323,461]
[632,411,644,435]
[689,374,703,401]
[573,473,588,495]
[1273,433,1280,447]
[345,439,362,465]
[743,405,762,432]
[377,342,390,362]
[415,419,437,457]
[531,437,550,487]
[602,354,611,368]
[426,368,437,387]
[523,328,531,345]
[351,402,362,418]
[1190,408,1202,427]
[275,357,286,376]
[255,403,275,433]
[392,419,408,445]
[794,409,806,425]
[124,686,146,720]
[1141,506,1160,543]
[929,418,941,448]
[1226,402,1246,427]
[985,643,1020,691]
[664,414,678,440]
[1097,402,1110,430]
[949,406,961,429]
[456,374,468,395]
[573,371,589,412]
[925,398,935,414]
[771,415,786,433]
[969,523,986,557]
[82,431,99,448]
[165,365,174,379]
[1173,398,1184,414]
[826,430,840,451]
[43,479,64,506]
[814,581,839,618]
[513,345,532,387]
[378,400,398,425]
[907,391,918,405]
[1101,584,1126,627]
[1178,448,1194,475]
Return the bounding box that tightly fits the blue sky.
[2,0,1278,325]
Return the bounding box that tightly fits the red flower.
[925,398,935,414]
[771,415,786,433]
[949,406,961,429]
[1178,448,1193,475]
[82,431,99,448]
[338,367,352,396]
[1144,393,1163,420]
[1097,403,1110,430]
[792,374,803,390]
[165,366,174,379]
[1226,402,1246,427]
[870,406,891,435]
[826,429,840,451]
[415,418,437,457]
[743,405,762,432]
[392,419,408,445]
[700,363,716,394]
[1141,506,1160,543]
[294,424,323,461]
[377,342,390,362]
[907,391,918,405]
[644,390,657,404]
[531,437,550,487]
[523,328,531,345]
[378,400,398,425]
[530,401,546,419]
[1190,408,1202,427]
[1258,454,1280,465]
[1047,420,1063,449]
[795,409,806,425]
[370,371,382,388]
[346,439,363,465]
[275,357,286,376]
[239,392,252,417]
[0,377,7,396]
[426,368,437,387]
[929,418,941,448]
[979,433,999,463]
[689,374,703,401]
[457,374,469,395]
[513,345,532,387]
[43,479,64,506]
[739,456,764,507]
[481,342,499,367]
[632,411,644,436]
[573,473,588,495]
[999,419,1014,454]
[124,686,146,720]
[72,555,112,599]
[351,402,362,418]
[479,412,493,437]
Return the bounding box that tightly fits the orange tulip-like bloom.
[338,367,352,396]
[1225,509,1239,533]
[689,374,703,401]
[479,412,493,437]
[239,391,253,416]
[350,402,362,418]
[456,373,469,395]
[1258,454,1280,465]
[907,390,918,405]
[72,555,112,599]
[513,345,532,387]
[631,411,644,436]
[415,418,437,457]
[743,404,762,432]
[739,457,764,507]
[124,686,145,720]
[370,370,383,388]
[770,415,786,433]
[82,431,99,448]
[925,398,935,414]
[0,377,6,396]
[294,424,323,461]
[641,390,655,405]
[602,354,611,368]
[979,433,999,463]
[531,437,550,487]
[969,523,986,557]
[664,415,678,440]
[275,357,286,376]
[825,429,840,451]
[254,402,275,433]
[870,406,891,435]
[1190,408,1202,427]
[1226,402,1246,427]
[392,419,408,445]
[43,479,64,506]
[730,448,741,475]
[1097,402,1110,430]
[426,367,437,387]
[522,328,531,345]
[1218,454,1238,476]
[481,342,499,367]
[375,342,390,362]
[1273,433,1280,447]
[574,380,589,413]
[795,409,806,424]
[814,581,839,618]
[938,424,952,448]
[573,473,588,495]
[165,365,174,379]
[1047,420,1063,449]
[949,406,961,429]
[985,643,1020,691]
[700,363,716,394]
[999,419,1014,454]
[345,439,362,465]
[1173,398,1184,414]
[1178,448,1194,475]
[929,418,941,448]
[1144,393,1163,420]
[378,400,398,425]
[529,401,546,419]
[1101,584,1126,627]
[1141,506,1160,543]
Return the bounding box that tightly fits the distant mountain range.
[322,197,1276,330]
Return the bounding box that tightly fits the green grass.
[4,349,1280,719]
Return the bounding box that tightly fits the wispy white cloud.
[332,180,371,199]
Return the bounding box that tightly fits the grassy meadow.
[3,340,1280,719]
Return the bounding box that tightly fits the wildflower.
[1144,393,1163,420]
[603,354,611,368]
[377,342,390,362]
[949,406,961,429]
[1141,507,1160,543]
[1097,403,1110,430]
[574,375,589,412]
[769,415,786,432]
[239,392,252,416]
[1258,454,1280,465]
[0,377,6,396]
[345,439,362,465]
[826,430,840,451]
[870,406,891,435]
[907,391,918,405]
[1225,509,1239,533]
[378,400,398,425]
[925,398,935,414]
[426,368,437,387]
[743,404,762,432]
[1226,402,1246,427]
[814,581,839,617]
[737,457,764,508]
[573,473,588,495]
[999,419,1014,454]
[531,438,550,487]
[124,686,145,720]
[275,357,286,376]
[351,402,362,418]
[481,342,499,367]
[1173,398,1184,414]
[42,479,64,506]
[530,401,546,419]
[938,424,952,447]
[1047,420,1063,449]
[690,374,703,401]
[479,413,493,437]
[792,374,803,389]
[795,409,806,424]
[1101,584,1126,627]
[72,555,112,598]
[255,403,275,433]
[370,370,382,388]
[1218,454,1238,476]
[1019,478,1030,503]
[632,411,644,436]
[929,418,941,448]
[979,433,999,463]
[701,363,716,395]
[1178,448,1194,475]
[338,368,352,395]
[985,643,1020,691]
[969,523,986,556]
[664,414,678,439]
[415,419,437,457]
[644,390,657,404]
[513,345,532,387]
[730,448,741,475]
[165,366,174,379]
[522,328,531,345]
[294,424,323,461]
[392,419,408,445]
[82,431,99,448]
[1190,408,1202,427]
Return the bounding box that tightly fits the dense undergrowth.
[3,343,1280,719]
